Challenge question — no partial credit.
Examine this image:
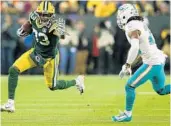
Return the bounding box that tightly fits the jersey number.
[33,28,50,46]
[148,35,155,45]
[144,24,156,45]
[148,30,155,45]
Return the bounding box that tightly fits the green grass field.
[1,75,170,126]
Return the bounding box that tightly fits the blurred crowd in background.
[0,0,170,16]
[1,0,170,75]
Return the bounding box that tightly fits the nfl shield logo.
[42,28,47,33]
[35,56,40,62]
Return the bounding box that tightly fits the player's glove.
[17,27,29,37]
[119,63,132,79]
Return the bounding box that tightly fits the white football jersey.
[125,20,166,65]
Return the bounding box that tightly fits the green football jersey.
[29,11,60,58]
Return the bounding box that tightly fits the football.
[22,21,32,33]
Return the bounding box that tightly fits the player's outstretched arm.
[119,30,140,78]
[126,30,140,65]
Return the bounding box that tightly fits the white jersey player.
[112,4,170,122]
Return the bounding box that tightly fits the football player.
[112,4,170,122]
[1,1,85,112]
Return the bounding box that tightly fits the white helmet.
[117,4,139,29]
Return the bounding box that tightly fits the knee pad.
[156,88,165,95]
[8,66,20,75]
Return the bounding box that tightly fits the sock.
[8,67,20,100]
[52,80,76,90]
[8,99,14,104]
[125,85,135,112]
[158,84,170,95]
[75,79,80,85]
[124,110,132,117]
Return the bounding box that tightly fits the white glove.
[105,20,112,29]
[17,27,29,37]
[119,63,132,79]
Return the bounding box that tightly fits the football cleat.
[112,110,132,122]
[75,75,85,94]
[1,101,15,113]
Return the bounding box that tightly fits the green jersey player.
[1,1,85,113]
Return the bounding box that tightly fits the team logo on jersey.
[42,27,47,33]
[35,56,40,62]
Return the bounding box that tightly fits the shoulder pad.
[29,11,39,22]
[125,20,144,33]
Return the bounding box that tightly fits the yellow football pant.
[13,48,59,88]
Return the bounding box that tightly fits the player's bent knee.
[156,88,165,95]
[8,66,20,75]
[49,83,58,91]
[48,82,61,91]
[125,85,135,91]
[49,87,55,91]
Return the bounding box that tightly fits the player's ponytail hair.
[127,16,144,23]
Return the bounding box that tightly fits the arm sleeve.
[126,38,139,65]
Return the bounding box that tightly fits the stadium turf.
[1,75,170,126]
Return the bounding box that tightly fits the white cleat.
[1,100,15,113]
[75,75,85,94]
